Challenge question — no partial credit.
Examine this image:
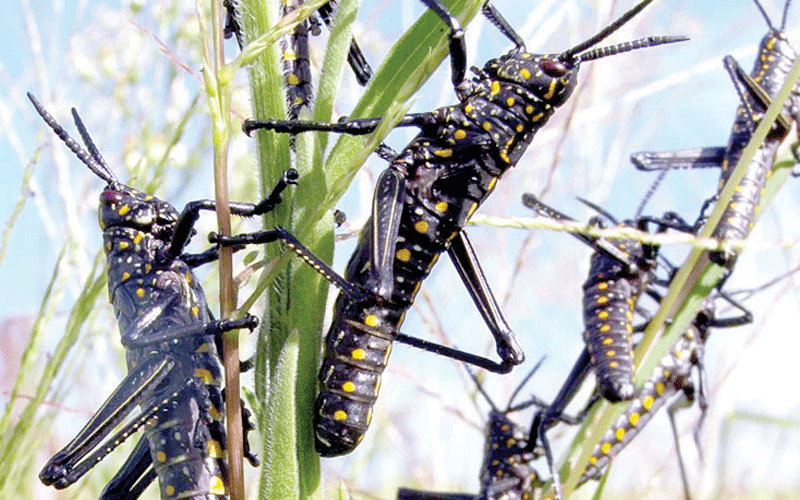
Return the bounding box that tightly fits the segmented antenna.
[560,0,654,60]
[576,197,619,225]
[558,0,688,63]
[71,108,113,178]
[28,93,118,186]
[781,0,792,30]
[467,368,500,413]
[635,169,668,219]
[506,357,546,412]
[752,0,776,30]
[578,35,689,63]
[467,356,546,414]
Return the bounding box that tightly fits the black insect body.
[280,0,316,120]
[478,403,548,499]
[522,194,669,403]
[521,194,699,499]
[632,0,800,269]
[224,0,372,120]
[580,314,709,483]
[582,223,655,403]
[279,0,375,119]
[30,93,296,499]
[229,0,686,456]
[397,412,542,500]
[579,298,751,497]
[397,362,550,500]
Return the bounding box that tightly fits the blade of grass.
[0,150,37,271]
[261,328,302,500]
[241,2,329,499]
[0,250,105,492]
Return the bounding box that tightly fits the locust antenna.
[28,92,118,186]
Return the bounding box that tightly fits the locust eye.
[541,59,568,77]
[100,190,124,204]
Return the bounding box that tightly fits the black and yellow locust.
[397,360,552,500]
[218,0,688,456]
[30,93,296,500]
[632,0,800,270]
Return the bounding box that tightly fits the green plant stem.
[198,1,244,498]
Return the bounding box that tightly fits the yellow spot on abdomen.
[629,413,640,426]
[435,201,448,213]
[365,315,379,327]
[414,221,429,233]
[119,241,129,250]
[136,288,145,298]
[209,476,226,495]
[165,485,176,496]
[342,381,356,393]
[616,428,626,441]
[122,271,131,281]
[643,395,654,410]
[156,451,167,462]
[454,129,467,140]
[520,68,531,80]
[434,148,453,158]
[396,248,411,262]
[118,205,130,216]
[491,81,500,95]
[334,410,347,421]
[195,368,214,384]
[352,348,367,360]
[207,439,224,458]
[596,296,609,305]
[601,442,612,455]
[287,74,300,85]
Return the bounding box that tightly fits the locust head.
[483,0,687,108]
[27,93,181,244]
[97,186,179,243]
